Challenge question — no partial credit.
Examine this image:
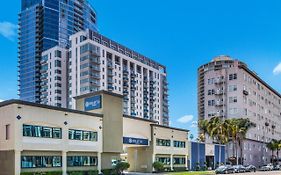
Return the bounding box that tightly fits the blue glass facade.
[19,0,97,102]
[190,142,226,171]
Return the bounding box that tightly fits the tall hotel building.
[40,30,169,125]
[198,56,281,166]
[18,0,97,103]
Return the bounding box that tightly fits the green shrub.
[21,171,62,175]
[152,161,165,172]
[114,162,130,174]
[101,169,116,175]
[67,170,99,175]
[173,167,187,172]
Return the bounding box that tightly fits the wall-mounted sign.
[84,95,102,111]
[123,137,149,146]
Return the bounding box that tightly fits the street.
[126,171,281,175]
[235,171,281,175]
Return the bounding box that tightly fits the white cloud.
[273,62,281,75]
[0,21,17,41]
[0,99,4,102]
[177,115,194,124]
[191,121,198,128]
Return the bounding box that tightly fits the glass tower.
[18,0,97,102]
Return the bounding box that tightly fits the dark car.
[273,164,280,170]
[233,165,246,173]
[215,165,235,174]
[245,165,256,172]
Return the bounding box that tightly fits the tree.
[236,118,256,165]
[115,162,130,175]
[198,117,256,165]
[152,161,164,172]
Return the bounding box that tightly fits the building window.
[229,73,237,80]
[23,125,62,139]
[228,85,237,92]
[156,139,171,147]
[21,156,62,168]
[156,157,170,165]
[173,141,186,148]
[173,157,186,165]
[69,129,98,141]
[55,60,61,67]
[229,96,238,103]
[55,50,62,58]
[5,124,10,140]
[67,156,98,167]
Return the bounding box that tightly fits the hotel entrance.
[122,136,153,173]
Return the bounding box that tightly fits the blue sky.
[0,0,281,139]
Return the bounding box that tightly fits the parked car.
[273,164,280,170]
[260,164,274,171]
[215,165,235,174]
[233,165,246,173]
[245,165,256,172]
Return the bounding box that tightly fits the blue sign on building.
[123,137,149,146]
[84,95,102,111]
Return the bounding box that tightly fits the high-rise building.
[198,55,281,166]
[40,46,68,108]
[68,30,169,125]
[40,29,169,125]
[18,0,97,103]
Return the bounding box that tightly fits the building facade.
[18,0,97,103]
[40,46,68,107]
[198,56,281,166]
[0,91,186,175]
[67,30,169,125]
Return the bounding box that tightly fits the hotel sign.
[123,137,149,146]
[84,95,102,111]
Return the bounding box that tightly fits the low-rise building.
[0,91,187,175]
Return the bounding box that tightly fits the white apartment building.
[68,30,169,125]
[40,46,68,108]
[198,55,281,166]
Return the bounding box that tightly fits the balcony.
[123,69,129,75]
[123,77,129,82]
[215,101,224,106]
[215,90,224,95]
[108,85,114,91]
[107,62,113,69]
[215,79,225,84]
[216,112,225,117]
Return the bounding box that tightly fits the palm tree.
[267,140,277,163]
[227,119,240,165]
[236,118,256,165]
[277,140,281,163]
[198,119,209,142]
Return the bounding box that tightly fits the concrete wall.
[0,150,15,175]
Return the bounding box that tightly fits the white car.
[260,164,274,171]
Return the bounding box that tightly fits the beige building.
[0,91,188,175]
[198,56,281,166]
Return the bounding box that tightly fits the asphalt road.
[235,171,281,175]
